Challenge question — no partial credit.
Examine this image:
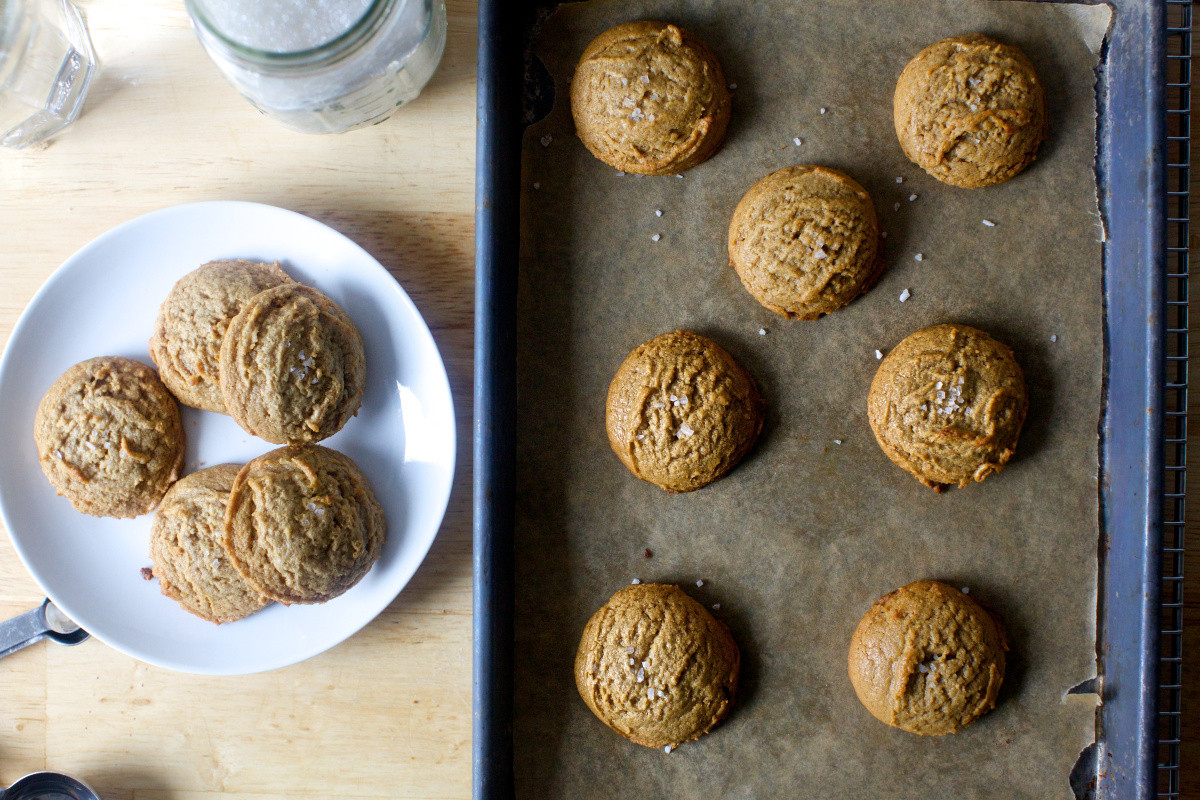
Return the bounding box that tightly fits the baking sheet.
[514,0,1110,796]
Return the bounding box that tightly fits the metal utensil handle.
[0,599,88,659]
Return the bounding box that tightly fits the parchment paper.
[515,1,1111,797]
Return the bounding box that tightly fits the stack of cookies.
[566,20,1046,750]
[33,259,386,625]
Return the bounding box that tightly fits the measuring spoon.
[0,599,89,660]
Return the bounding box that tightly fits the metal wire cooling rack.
[1158,3,1190,798]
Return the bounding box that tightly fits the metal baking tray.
[473,1,1179,797]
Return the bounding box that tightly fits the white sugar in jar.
[185,0,446,134]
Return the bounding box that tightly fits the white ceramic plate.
[0,201,456,675]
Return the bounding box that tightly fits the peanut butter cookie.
[867,323,1027,491]
[223,445,386,605]
[894,34,1046,188]
[848,580,1007,735]
[570,20,731,176]
[729,165,882,320]
[575,583,739,749]
[150,464,270,624]
[606,330,764,493]
[219,284,366,445]
[150,259,295,413]
[34,356,184,518]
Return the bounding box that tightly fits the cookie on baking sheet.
[223,445,386,605]
[867,323,1027,491]
[150,259,295,413]
[575,583,740,749]
[219,284,366,445]
[34,356,184,518]
[150,464,270,624]
[729,165,882,320]
[894,34,1047,188]
[570,20,731,176]
[848,580,1007,735]
[606,330,764,493]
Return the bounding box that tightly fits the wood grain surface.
[0,2,475,799]
[0,3,1196,800]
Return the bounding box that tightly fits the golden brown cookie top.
[867,323,1027,491]
[34,356,184,518]
[575,583,739,749]
[893,34,1046,188]
[150,464,271,624]
[606,330,764,493]
[848,580,1007,735]
[150,259,295,414]
[570,20,731,175]
[223,445,386,605]
[729,165,881,320]
[218,284,366,445]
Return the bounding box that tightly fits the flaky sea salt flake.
[899,288,911,303]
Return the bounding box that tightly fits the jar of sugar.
[185,0,446,134]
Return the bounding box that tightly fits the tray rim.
[473,1,1169,797]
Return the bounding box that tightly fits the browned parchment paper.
[515,1,1111,796]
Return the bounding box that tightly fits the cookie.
[729,165,882,319]
[575,583,739,749]
[150,259,295,413]
[570,20,731,176]
[848,580,1007,735]
[34,357,184,518]
[223,445,386,605]
[150,464,270,623]
[606,330,764,493]
[893,34,1047,188]
[219,284,366,445]
[868,323,1027,491]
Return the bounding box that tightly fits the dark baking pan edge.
[472,1,1168,798]
[1091,0,1166,798]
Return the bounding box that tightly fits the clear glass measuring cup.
[0,0,97,149]
[185,0,447,135]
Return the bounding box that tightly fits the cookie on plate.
[150,464,270,624]
[848,580,1007,735]
[729,165,882,320]
[575,583,739,749]
[867,323,1027,491]
[223,445,386,605]
[34,356,184,518]
[606,330,764,493]
[150,259,295,413]
[219,284,366,445]
[894,34,1047,188]
[570,20,731,176]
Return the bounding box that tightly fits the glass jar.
[185,0,446,134]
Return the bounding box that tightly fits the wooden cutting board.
[0,2,474,798]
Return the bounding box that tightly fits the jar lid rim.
[185,0,395,66]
